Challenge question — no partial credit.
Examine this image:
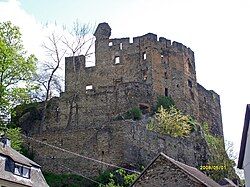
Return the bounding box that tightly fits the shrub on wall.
[147,106,192,137]
[113,107,142,121]
[125,107,142,120]
[156,96,175,110]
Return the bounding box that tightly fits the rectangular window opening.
[14,164,22,176]
[115,56,120,64]
[188,62,192,70]
[86,85,93,90]
[109,41,113,46]
[188,80,192,88]
[164,72,167,79]
[22,167,30,178]
[120,43,123,50]
[190,90,195,100]
[165,88,168,96]
[143,71,147,80]
[129,37,133,43]
[143,52,146,60]
[187,58,192,73]
[14,164,30,178]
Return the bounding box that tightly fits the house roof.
[0,142,49,187]
[0,142,40,168]
[238,104,250,169]
[0,158,33,186]
[131,152,221,187]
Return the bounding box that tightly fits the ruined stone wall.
[51,82,152,129]
[19,22,225,181]
[197,83,223,136]
[24,119,209,178]
[63,22,204,128]
[163,41,199,118]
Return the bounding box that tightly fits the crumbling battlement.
[197,83,223,136]
[60,22,223,136]
[18,22,225,180]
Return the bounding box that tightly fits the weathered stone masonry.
[25,119,210,178]
[59,22,223,137]
[22,22,224,177]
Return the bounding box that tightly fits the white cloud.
[0,0,44,59]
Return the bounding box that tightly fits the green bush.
[201,122,238,181]
[44,172,93,187]
[156,96,175,110]
[96,170,112,185]
[187,116,198,132]
[125,107,142,120]
[6,127,23,152]
[147,106,191,137]
[97,169,138,187]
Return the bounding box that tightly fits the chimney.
[0,135,11,148]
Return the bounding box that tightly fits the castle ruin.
[21,23,224,178]
[55,22,223,136]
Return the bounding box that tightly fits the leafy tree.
[6,127,23,152]
[0,124,23,152]
[0,21,37,151]
[97,169,138,187]
[225,140,244,181]
[201,122,240,181]
[0,21,37,125]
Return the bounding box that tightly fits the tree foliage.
[6,127,23,152]
[0,124,23,152]
[147,106,192,137]
[0,21,37,124]
[0,21,37,152]
[97,169,138,187]
[201,122,239,181]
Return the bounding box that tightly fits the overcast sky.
[1,0,250,164]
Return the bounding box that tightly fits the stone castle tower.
[58,22,223,136]
[20,23,225,178]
